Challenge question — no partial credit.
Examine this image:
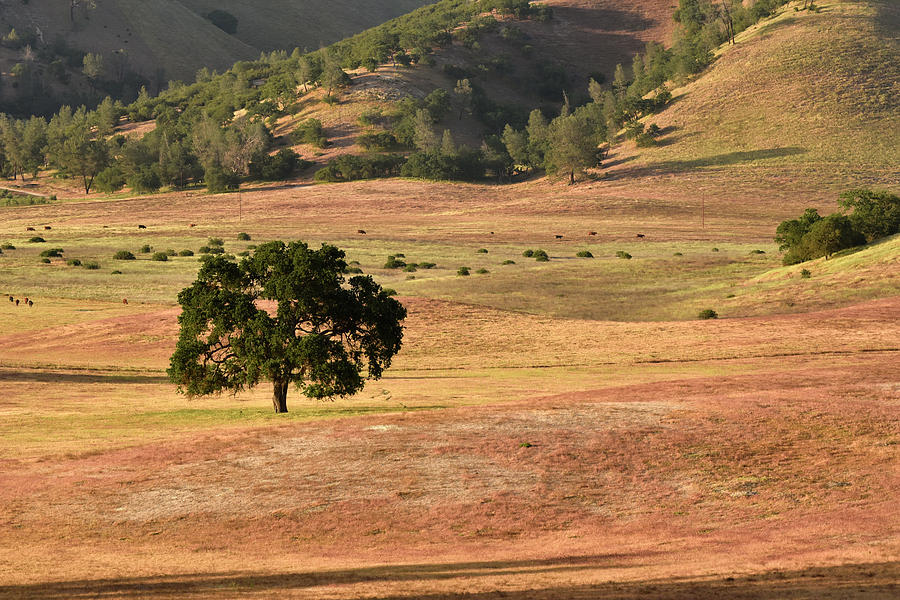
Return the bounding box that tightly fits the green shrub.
[94,166,126,193]
[198,246,211,254]
[247,245,257,250]
[457,266,470,276]
[111,270,122,275]
[616,251,632,259]
[28,236,45,243]
[208,237,224,247]
[384,255,406,269]
[83,261,100,270]
[711,247,719,252]
[179,249,194,257]
[673,252,683,256]
[139,245,152,253]
[403,264,418,272]
[238,250,250,257]
[113,250,136,260]
[205,167,240,193]
[346,267,363,274]
[750,249,765,254]
[800,269,811,279]
[151,252,169,262]
[39,248,64,257]
[127,166,162,194]
[249,149,309,181]
[165,249,177,256]
[418,262,436,269]
[476,268,489,274]
[576,250,593,258]
[1,243,15,250]
[357,131,400,152]
[521,249,533,258]
[40,257,51,263]
[502,259,515,265]
[476,248,488,254]
[533,249,549,261]
[839,189,900,242]
[237,232,251,241]
[383,288,398,297]
[67,258,82,267]
[206,247,225,254]
[314,154,404,182]
[698,309,718,320]
[291,118,327,147]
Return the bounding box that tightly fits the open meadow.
[1,167,898,597]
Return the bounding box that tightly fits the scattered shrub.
[139,244,152,253]
[247,245,257,250]
[346,267,363,274]
[384,255,406,269]
[403,264,418,272]
[576,250,593,258]
[476,268,489,274]
[418,262,436,269]
[457,266,470,276]
[502,259,515,265]
[616,251,632,259]
[28,236,45,243]
[238,251,250,257]
[383,288,398,296]
[249,149,309,181]
[698,309,718,320]
[206,247,225,254]
[179,249,194,257]
[711,247,719,252]
[114,250,136,260]
[394,253,405,258]
[208,237,224,247]
[83,261,100,270]
[94,166,126,193]
[39,248,64,257]
[237,232,251,241]
[476,248,488,254]
[750,249,765,254]
[1,243,15,250]
[800,269,812,279]
[165,249,177,256]
[314,154,404,182]
[67,258,82,267]
[40,257,51,263]
[533,249,549,262]
[522,249,534,257]
[151,252,169,262]
[357,132,400,152]
[291,118,327,148]
[111,270,122,275]
[198,246,211,254]
[673,252,683,256]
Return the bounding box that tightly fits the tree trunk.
[569,170,575,185]
[273,379,289,413]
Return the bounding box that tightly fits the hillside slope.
[623,0,900,178]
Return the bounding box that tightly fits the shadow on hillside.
[1,559,895,599]
[557,7,657,32]
[0,369,168,385]
[608,147,807,179]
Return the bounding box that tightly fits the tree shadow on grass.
[1,559,895,599]
[608,147,807,179]
[0,369,168,385]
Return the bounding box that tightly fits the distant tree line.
[776,190,900,264]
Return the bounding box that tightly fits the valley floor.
[0,173,897,597]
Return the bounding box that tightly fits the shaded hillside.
[623,0,900,175]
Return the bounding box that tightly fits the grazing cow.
[15,299,19,306]
[24,297,29,304]
[44,226,52,230]
[27,300,33,307]
[357,229,366,234]
[138,224,147,229]
[8,296,13,302]
[102,225,109,229]
[589,231,597,236]
[123,298,128,305]
[555,235,564,239]
[189,223,197,228]
[490,231,494,235]
[636,233,645,239]
[26,227,35,231]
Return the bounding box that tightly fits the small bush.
[576,250,593,258]
[384,255,406,269]
[238,250,250,257]
[418,262,436,269]
[346,267,363,274]
[208,237,224,247]
[502,259,515,265]
[750,249,765,254]
[237,232,251,241]
[114,250,136,260]
[522,249,534,257]
[1,243,15,250]
[111,270,122,275]
[291,118,327,148]
[151,252,169,262]
[476,248,488,254]
[67,258,82,267]
[39,248,64,257]
[28,236,45,243]
[383,288,398,296]
[83,261,100,270]
[698,309,718,320]
[206,247,225,254]
[165,249,177,256]
[198,246,211,254]
[394,253,405,258]
[247,245,257,250]
[457,266,470,276]
[40,257,51,263]
[800,269,812,279]
[139,244,152,253]
[532,249,549,261]
[673,252,683,256]
[616,251,632,259]
[179,249,194,257]
[476,268,489,274]
[712,247,719,252]
[403,264,418,272]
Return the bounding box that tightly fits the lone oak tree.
[168,241,406,413]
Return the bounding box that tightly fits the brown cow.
[123,298,128,305]
[189,223,197,228]
[589,231,597,236]
[357,229,366,234]
[636,233,645,239]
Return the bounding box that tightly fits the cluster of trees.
[776,190,900,264]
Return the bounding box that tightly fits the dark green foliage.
[128,166,162,194]
[165,249,177,256]
[206,247,226,255]
[314,154,404,182]
[698,308,718,319]
[775,208,821,252]
[475,268,489,274]
[204,166,241,193]
[291,119,328,148]
[67,258,82,267]
[476,248,488,254]
[40,258,51,263]
[28,236,45,243]
[532,249,549,261]
[401,147,485,181]
[576,250,594,258]
[357,132,400,152]
[750,249,766,254]
[111,270,123,275]
[152,252,169,262]
[140,245,152,253]
[616,251,632,259]
[114,250,136,260]
[179,249,195,257]
[384,255,407,269]
[673,252,683,256]
[94,166,126,193]
[457,266,470,276]
[39,248,64,257]
[206,10,239,35]
[346,267,363,274]
[502,259,515,265]
[1,244,15,250]
[83,261,100,270]
[796,214,864,261]
[237,232,252,241]
[418,262,436,269]
[249,149,309,181]
[711,247,719,252]
[800,269,812,279]
[199,246,212,254]
[839,189,900,242]
[403,264,418,272]
[168,241,406,412]
[208,238,225,247]
[522,249,534,257]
